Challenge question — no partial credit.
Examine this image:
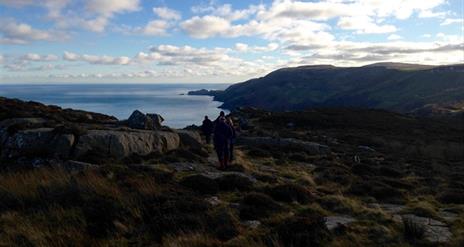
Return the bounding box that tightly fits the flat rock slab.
[202,171,258,183]
[401,214,452,243]
[324,215,356,230]
[169,162,217,172]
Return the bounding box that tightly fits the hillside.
[209,63,464,115]
[0,97,463,246]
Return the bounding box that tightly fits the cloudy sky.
[0,0,463,83]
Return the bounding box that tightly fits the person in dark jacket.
[213,116,233,169]
[201,116,213,144]
[226,116,236,162]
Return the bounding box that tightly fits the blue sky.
[0,0,463,83]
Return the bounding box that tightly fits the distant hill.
[209,63,464,116]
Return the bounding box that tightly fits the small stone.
[324,215,356,230]
[243,220,261,229]
[205,196,222,206]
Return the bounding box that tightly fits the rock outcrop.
[74,130,179,159]
[1,127,75,159]
[176,130,203,149]
[127,110,164,130]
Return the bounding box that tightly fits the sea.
[0,84,230,128]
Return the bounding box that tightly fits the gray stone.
[243,220,261,229]
[438,209,459,223]
[401,214,452,243]
[2,128,75,159]
[128,110,164,130]
[169,162,216,172]
[205,196,222,206]
[176,130,203,149]
[74,129,180,159]
[147,113,164,129]
[63,160,96,171]
[202,171,257,183]
[324,215,357,230]
[0,118,48,146]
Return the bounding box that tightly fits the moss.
[266,184,315,204]
[239,192,282,220]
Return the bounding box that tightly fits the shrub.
[275,216,331,247]
[402,217,425,242]
[239,192,282,220]
[216,174,253,191]
[180,175,219,195]
[266,184,314,204]
[437,189,464,204]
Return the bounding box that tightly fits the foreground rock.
[74,130,179,159]
[2,128,75,159]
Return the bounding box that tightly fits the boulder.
[127,110,164,130]
[0,118,48,145]
[74,130,180,159]
[147,113,164,129]
[324,215,356,231]
[2,128,75,159]
[176,130,203,149]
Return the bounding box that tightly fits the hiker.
[214,111,226,124]
[213,115,233,170]
[201,116,214,144]
[226,116,236,162]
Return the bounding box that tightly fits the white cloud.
[234,43,249,52]
[63,51,131,65]
[141,20,170,36]
[0,19,64,44]
[441,18,462,26]
[234,42,279,52]
[21,53,59,62]
[85,0,140,16]
[337,16,397,34]
[387,34,403,40]
[181,16,230,39]
[153,7,181,20]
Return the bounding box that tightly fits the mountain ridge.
[199,62,464,116]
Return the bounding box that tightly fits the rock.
[127,110,164,130]
[168,162,216,173]
[205,196,222,206]
[237,136,330,155]
[74,130,180,159]
[62,160,96,171]
[2,128,75,159]
[176,130,203,149]
[0,118,48,145]
[438,209,459,223]
[358,145,376,152]
[324,215,356,230]
[243,220,261,229]
[147,113,164,129]
[203,171,257,182]
[180,174,219,194]
[401,214,452,243]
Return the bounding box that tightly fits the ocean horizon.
[0,83,230,128]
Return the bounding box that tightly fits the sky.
[0,0,463,83]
